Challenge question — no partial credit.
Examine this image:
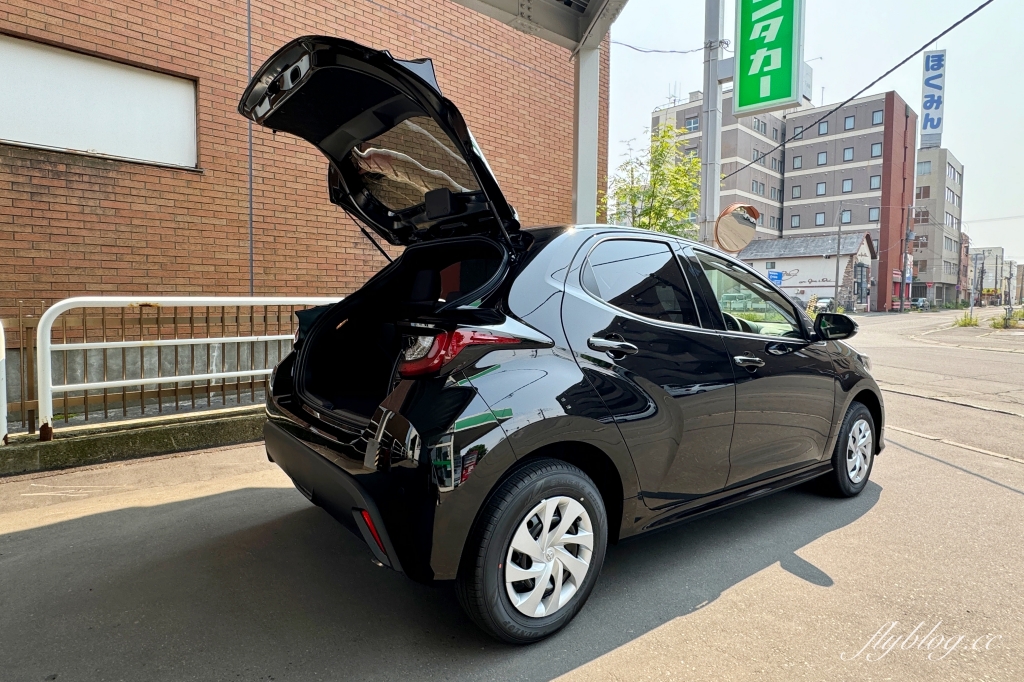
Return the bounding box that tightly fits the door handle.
[733,355,765,368]
[588,336,639,357]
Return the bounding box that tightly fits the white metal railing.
[1,319,7,445]
[36,296,339,437]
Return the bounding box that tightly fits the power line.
[962,214,1024,224]
[721,0,998,182]
[611,40,714,55]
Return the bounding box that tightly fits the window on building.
[815,212,826,226]
[766,261,776,269]
[842,178,853,193]
[841,210,852,224]
[583,240,700,326]
[773,127,779,140]
[916,260,928,273]
[769,216,776,229]
[945,212,956,227]
[944,236,955,252]
[816,182,826,196]
[914,208,930,225]
[791,214,801,228]
[818,120,829,135]
[817,151,827,165]
[792,185,801,199]
[770,187,776,200]
[685,116,699,132]
[871,142,882,158]
[652,115,661,130]
[869,207,880,222]
[916,185,931,200]
[757,214,764,226]
[872,110,884,125]
[844,115,855,130]
[0,34,198,167]
[917,161,932,175]
[870,175,882,190]
[843,147,854,162]
[793,126,803,139]
[793,156,803,169]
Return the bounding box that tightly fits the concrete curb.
[0,409,267,477]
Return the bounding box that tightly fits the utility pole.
[698,0,725,245]
[833,203,843,310]
[898,205,913,313]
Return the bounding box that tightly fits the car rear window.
[582,239,700,326]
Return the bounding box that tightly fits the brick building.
[0,0,610,317]
[782,92,918,313]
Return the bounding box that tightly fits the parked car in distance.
[911,298,931,311]
[815,297,836,313]
[240,36,886,644]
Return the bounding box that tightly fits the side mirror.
[814,312,858,341]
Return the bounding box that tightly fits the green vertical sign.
[734,0,804,115]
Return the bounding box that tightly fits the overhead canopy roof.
[451,0,628,52]
[739,233,878,261]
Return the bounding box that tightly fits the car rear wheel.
[456,458,607,644]
[825,402,875,497]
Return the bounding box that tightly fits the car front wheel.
[826,401,876,497]
[456,458,607,644]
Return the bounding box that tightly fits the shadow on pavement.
[0,478,880,681]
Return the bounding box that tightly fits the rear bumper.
[264,420,403,572]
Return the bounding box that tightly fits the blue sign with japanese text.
[921,50,946,147]
[768,270,784,285]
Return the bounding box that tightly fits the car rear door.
[561,235,736,509]
[685,248,837,487]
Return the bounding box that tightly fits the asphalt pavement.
[1,309,1022,681]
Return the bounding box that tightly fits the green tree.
[606,122,702,238]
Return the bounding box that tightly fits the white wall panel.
[0,35,197,167]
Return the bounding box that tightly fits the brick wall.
[876,91,917,312]
[0,0,609,317]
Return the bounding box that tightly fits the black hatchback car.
[240,36,884,644]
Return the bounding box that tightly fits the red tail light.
[359,509,388,557]
[399,329,519,377]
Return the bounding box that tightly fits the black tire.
[825,402,876,497]
[456,458,608,644]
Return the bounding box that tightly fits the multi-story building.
[910,148,965,306]
[652,90,919,312]
[1016,263,1024,305]
[782,93,918,312]
[969,246,1007,305]
[651,89,787,239]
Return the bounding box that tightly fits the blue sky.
[608,0,1024,260]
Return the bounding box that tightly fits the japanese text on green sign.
[734,0,804,115]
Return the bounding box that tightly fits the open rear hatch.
[239,37,537,432]
[238,35,519,247]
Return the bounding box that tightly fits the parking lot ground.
[1,310,1022,681]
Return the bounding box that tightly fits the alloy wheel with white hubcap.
[827,401,876,497]
[846,418,873,484]
[505,496,594,618]
[456,458,607,644]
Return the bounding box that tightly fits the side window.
[694,251,802,337]
[582,240,700,327]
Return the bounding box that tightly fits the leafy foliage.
[954,313,978,327]
[606,123,701,237]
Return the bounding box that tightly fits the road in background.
[1,311,1021,681]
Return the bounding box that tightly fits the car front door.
[561,236,736,509]
[686,248,837,487]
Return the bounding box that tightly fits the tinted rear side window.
[582,239,699,326]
